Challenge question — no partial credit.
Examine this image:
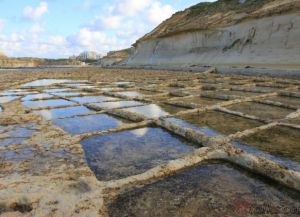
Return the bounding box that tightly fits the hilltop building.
[70,51,102,61]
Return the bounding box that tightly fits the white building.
[77,51,102,61]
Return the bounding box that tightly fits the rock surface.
[126,0,300,68]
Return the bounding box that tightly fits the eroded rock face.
[127,0,300,67]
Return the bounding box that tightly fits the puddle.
[69,95,117,104]
[5,127,35,137]
[122,104,169,118]
[267,96,300,107]
[52,92,85,97]
[237,126,300,164]
[0,90,39,96]
[0,96,19,103]
[177,111,262,136]
[34,106,94,120]
[0,138,27,147]
[90,101,143,109]
[227,102,294,120]
[81,127,195,180]
[159,104,187,114]
[63,83,90,88]
[43,88,72,93]
[22,79,72,87]
[22,99,76,109]
[100,87,122,92]
[217,90,260,97]
[21,93,54,101]
[139,90,160,95]
[115,91,141,97]
[163,117,220,137]
[113,82,131,85]
[144,95,170,102]
[174,96,225,106]
[231,141,300,172]
[108,161,300,217]
[52,114,128,135]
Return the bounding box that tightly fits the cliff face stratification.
[127,0,300,67]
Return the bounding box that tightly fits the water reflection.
[53,114,127,135]
[22,99,75,109]
[0,96,19,103]
[34,106,94,120]
[115,91,141,97]
[22,79,72,87]
[0,138,27,147]
[69,96,117,104]
[22,93,54,101]
[122,104,169,118]
[81,127,195,180]
[91,101,143,109]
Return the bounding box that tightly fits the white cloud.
[145,2,175,25]
[48,35,66,46]
[89,15,122,30]
[111,0,152,16]
[30,24,44,34]
[0,0,176,58]
[23,1,48,21]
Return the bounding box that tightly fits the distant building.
[77,51,102,61]
[0,51,7,58]
[69,55,77,60]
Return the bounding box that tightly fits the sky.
[0,0,216,58]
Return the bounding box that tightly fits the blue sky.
[0,0,216,58]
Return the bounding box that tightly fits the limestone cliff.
[127,0,300,68]
[100,48,133,66]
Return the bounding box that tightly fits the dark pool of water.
[22,99,76,109]
[108,161,300,217]
[52,114,128,135]
[163,118,220,137]
[81,127,196,181]
[237,126,300,164]
[34,105,94,120]
[178,111,262,136]
[227,102,294,120]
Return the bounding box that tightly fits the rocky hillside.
[127,0,300,68]
[0,58,84,68]
[100,48,133,66]
[0,51,7,58]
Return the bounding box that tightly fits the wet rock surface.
[108,162,300,217]
[0,68,299,216]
